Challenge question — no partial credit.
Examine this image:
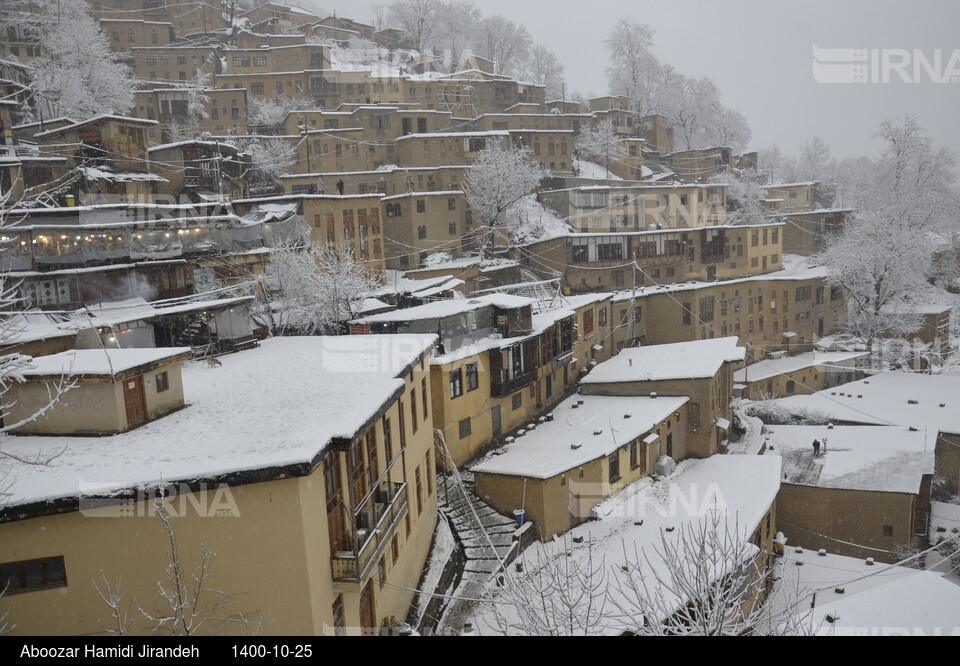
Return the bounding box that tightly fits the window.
[883,525,894,538]
[629,441,646,472]
[682,303,692,325]
[232,57,249,67]
[416,199,426,214]
[450,368,463,399]
[250,82,264,96]
[599,308,607,327]
[751,230,759,247]
[786,380,796,394]
[466,363,479,392]
[583,310,594,336]
[410,390,418,433]
[608,451,621,483]
[512,393,522,410]
[425,451,433,494]
[378,557,387,588]
[448,198,456,211]
[155,371,169,393]
[391,535,400,564]
[771,228,779,244]
[459,418,471,439]
[417,225,427,240]
[1,556,66,595]
[698,296,715,323]
[253,56,267,67]
[417,378,426,420]
[795,286,812,302]
[382,417,392,462]
[415,467,423,515]
[448,222,457,235]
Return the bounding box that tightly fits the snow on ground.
[574,159,623,181]
[504,194,572,245]
[770,547,960,635]
[928,501,960,586]
[469,455,781,635]
[0,336,436,507]
[733,351,869,384]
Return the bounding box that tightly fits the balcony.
[490,370,536,398]
[331,481,408,581]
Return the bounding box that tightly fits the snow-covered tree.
[613,516,808,635]
[820,116,959,345]
[263,242,381,336]
[0,189,75,496]
[604,17,659,119]
[462,143,546,259]
[234,137,297,186]
[387,0,443,54]
[476,14,531,76]
[483,539,610,636]
[576,119,627,179]
[27,0,135,121]
[432,0,481,65]
[711,169,766,226]
[524,45,565,101]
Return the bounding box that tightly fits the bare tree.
[525,45,565,101]
[576,119,627,178]
[612,516,802,635]
[477,15,531,77]
[387,0,442,54]
[483,539,609,636]
[95,499,263,636]
[605,17,660,120]
[462,143,546,260]
[711,169,766,226]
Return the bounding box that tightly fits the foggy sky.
[307,0,960,160]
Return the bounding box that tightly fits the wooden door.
[359,581,376,636]
[123,375,146,429]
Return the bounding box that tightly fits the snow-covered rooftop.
[352,293,533,325]
[20,348,192,378]
[610,255,830,303]
[471,455,782,634]
[773,547,960,636]
[761,425,935,494]
[733,351,868,384]
[582,338,745,385]
[0,336,437,509]
[471,394,688,479]
[32,114,159,138]
[766,372,960,435]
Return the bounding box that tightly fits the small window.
[608,451,621,483]
[448,222,457,235]
[449,369,463,399]
[786,380,796,394]
[416,199,426,214]
[459,418,471,439]
[512,393,522,410]
[883,525,894,538]
[466,363,479,392]
[155,371,169,393]
[0,556,67,595]
[448,198,456,211]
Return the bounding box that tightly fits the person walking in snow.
[812,439,821,457]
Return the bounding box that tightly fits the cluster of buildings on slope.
[0,2,957,636]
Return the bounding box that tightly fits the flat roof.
[471,394,688,479]
[0,336,437,512]
[21,348,192,379]
[761,425,934,494]
[352,293,534,325]
[582,338,745,384]
[767,372,960,435]
[734,351,868,383]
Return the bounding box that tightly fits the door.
[491,406,502,438]
[123,375,147,429]
[359,581,376,636]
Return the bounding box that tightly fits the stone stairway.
[434,470,531,633]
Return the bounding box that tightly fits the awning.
[643,433,660,445]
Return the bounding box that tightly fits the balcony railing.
[490,370,536,398]
[331,482,408,582]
